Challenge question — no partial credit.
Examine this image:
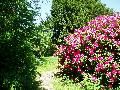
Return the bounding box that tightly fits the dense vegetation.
[0,0,40,89]
[51,0,114,44]
[0,0,119,90]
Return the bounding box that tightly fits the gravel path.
[40,71,54,90]
[38,70,58,90]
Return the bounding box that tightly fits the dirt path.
[40,71,54,90]
[38,70,58,90]
[36,56,59,90]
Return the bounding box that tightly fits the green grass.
[52,77,84,90]
[37,56,58,73]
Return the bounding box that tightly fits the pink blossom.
[96,63,104,70]
[80,53,84,58]
[96,34,104,40]
[89,48,94,55]
[98,56,104,60]
[74,50,80,57]
[72,50,81,63]
[112,63,118,69]
[112,69,117,74]
[106,28,112,33]
[71,42,77,47]
[116,41,120,46]
[89,57,97,62]
[104,61,109,65]
[64,64,70,68]
[108,56,113,62]
[91,76,98,82]
[93,57,97,61]
[108,15,116,22]
[110,32,117,38]
[95,67,101,72]
[116,28,120,34]
[108,84,113,88]
[59,45,66,53]
[93,42,99,48]
[109,22,118,29]
[53,50,59,56]
[109,77,116,82]
[86,34,92,41]
[103,35,108,40]
[65,54,70,60]
[117,70,120,75]
[85,46,90,50]
[72,57,81,63]
[106,72,112,77]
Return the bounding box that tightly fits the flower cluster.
[54,13,120,89]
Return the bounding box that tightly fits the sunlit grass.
[52,77,84,90]
[37,56,58,73]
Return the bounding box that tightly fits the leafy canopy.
[51,0,114,44]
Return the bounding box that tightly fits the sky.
[33,0,52,24]
[101,0,120,12]
[34,0,120,24]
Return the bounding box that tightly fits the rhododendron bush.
[54,14,120,89]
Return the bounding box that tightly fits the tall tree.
[51,0,114,44]
[0,0,39,89]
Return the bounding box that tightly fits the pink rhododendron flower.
[91,76,98,82]
[112,69,117,74]
[86,35,92,41]
[116,41,120,46]
[72,50,81,63]
[106,72,112,77]
[108,84,113,88]
[72,57,80,63]
[117,70,120,75]
[93,42,99,48]
[112,63,118,69]
[85,46,90,50]
[104,61,109,66]
[96,63,105,71]
[103,35,108,40]
[98,56,104,60]
[110,32,117,38]
[109,77,116,83]
[74,50,80,57]
[95,67,101,72]
[65,54,70,60]
[108,56,113,62]
[89,48,94,55]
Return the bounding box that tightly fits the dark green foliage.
[51,0,114,44]
[0,0,40,89]
[31,15,57,57]
[31,23,56,58]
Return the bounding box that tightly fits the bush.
[0,0,40,89]
[54,13,120,89]
[39,30,56,57]
[0,40,40,90]
[31,28,56,58]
